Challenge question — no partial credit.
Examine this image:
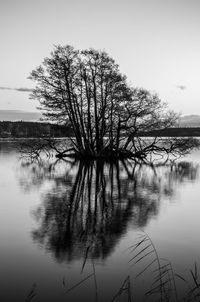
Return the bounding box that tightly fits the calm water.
[1,141,200,301]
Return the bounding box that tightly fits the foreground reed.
[25,232,200,302]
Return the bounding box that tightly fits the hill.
[179,115,200,127]
[0,110,41,121]
[1,111,200,128]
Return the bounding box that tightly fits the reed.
[25,234,200,302]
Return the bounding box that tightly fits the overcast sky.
[0,0,200,115]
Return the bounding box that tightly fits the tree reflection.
[18,158,199,262]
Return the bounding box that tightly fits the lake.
[1,141,200,302]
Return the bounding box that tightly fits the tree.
[29,45,198,159]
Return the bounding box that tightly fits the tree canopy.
[29,45,197,160]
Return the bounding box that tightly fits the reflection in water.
[17,158,199,264]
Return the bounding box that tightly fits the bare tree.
[29,45,198,159]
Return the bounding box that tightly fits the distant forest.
[0,121,73,138]
[139,127,200,137]
[0,121,200,138]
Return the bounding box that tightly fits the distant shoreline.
[0,121,73,138]
[1,121,200,138]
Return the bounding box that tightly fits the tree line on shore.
[0,121,73,138]
[140,127,200,137]
[1,120,200,139]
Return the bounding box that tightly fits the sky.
[0,0,200,115]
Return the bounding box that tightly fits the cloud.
[0,86,33,92]
[16,87,33,92]
[176,85,186,91]
[0,86,12,91]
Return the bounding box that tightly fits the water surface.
[0,141,200,301]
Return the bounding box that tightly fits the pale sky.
[0,0,200,115]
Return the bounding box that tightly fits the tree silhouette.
[29,45,197,160]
